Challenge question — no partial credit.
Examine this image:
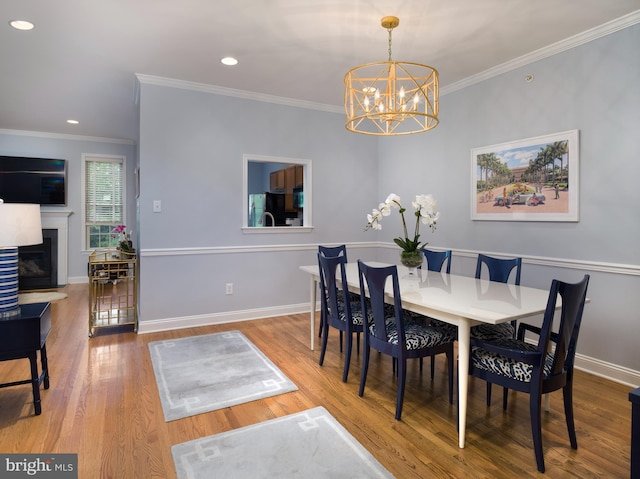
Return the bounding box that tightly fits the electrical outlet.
[153,200,162,212]
[226,283,233,295]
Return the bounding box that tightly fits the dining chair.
[420,249,456,377]
[317,252,365,382]
[422,248,452,274]
[357,260,455,420]
[472,253,523,406]
[317,245,359,338]
[469,274,590,473]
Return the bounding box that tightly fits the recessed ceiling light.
[221,57,238,66]
[9,20,35,31]
[67,119,79,125]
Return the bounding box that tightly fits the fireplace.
[18,229,59,290]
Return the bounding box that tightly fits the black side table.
[632,387,640,479]
[0,302,51,415]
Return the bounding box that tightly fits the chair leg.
[319,319,330,366]
[430,353,435,379]
[563,381,578,449]
[486,382,492,406]
[530,393,545,473]
[339,331,343,353]
[502,387,509,410]
[342,332,353,382]
[395,358,407,420]
[446,347,454,404]
[358,346,370,397]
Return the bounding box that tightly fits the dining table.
[299,261,556,449]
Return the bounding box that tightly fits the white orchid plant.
[365,193,440,252]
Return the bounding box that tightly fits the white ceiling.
[1,1,639,142]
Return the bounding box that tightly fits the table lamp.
[0,200,43,317]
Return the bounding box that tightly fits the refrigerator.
[249,193,286,227]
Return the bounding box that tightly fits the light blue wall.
[137,84,380,321]
[0,131,137,281]
[376,24,640,372]
[136,23,639,377]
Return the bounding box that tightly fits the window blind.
[85,159,124,223]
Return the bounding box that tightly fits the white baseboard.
[574,353,640,388]
[137,303,311,334]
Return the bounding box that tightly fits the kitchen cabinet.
[270,169,285,192]
[270,165,304,212]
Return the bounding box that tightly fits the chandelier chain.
[387,27,393,62]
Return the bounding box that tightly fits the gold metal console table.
[88,248,137,337]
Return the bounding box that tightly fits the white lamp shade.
[0,203,43,247]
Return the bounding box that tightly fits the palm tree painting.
[471,130,579,222]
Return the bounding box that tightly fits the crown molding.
[442,9,640,95]
[0,128,135,145]
[135,74,343,114]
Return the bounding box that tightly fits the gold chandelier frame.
[344,16,439,136]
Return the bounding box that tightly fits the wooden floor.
[0,284,632,478]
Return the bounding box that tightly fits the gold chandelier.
[344,16,439,136]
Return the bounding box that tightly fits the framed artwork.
[471,130,579,222]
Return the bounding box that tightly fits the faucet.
[259,211,275,227]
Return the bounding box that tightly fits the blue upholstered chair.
[420,249,456,376]
[357,260,455,420]
[317,245,359,338]
[472,253,523,406]
[317,252,365,382]
[470,275,590,473]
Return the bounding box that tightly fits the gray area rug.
[172,406,395,479]
[149,330,298,422]
[18,292,67,304]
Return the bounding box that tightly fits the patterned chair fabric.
[331,301,367,326]
[376,316,456,349]
[472,337,553,382]
[470,322,515,341]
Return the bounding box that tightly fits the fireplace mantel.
[40,209,73,286]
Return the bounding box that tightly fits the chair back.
[476,253,522,285]
[317,252,352,326]
[537,275,590,387]
[318,244,348,262]
[422,249,451,274]
[357,260,404,355]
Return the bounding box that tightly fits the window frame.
[241,154,313,233]
[82,154,127,251]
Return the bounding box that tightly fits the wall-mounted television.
[0,156,67,206]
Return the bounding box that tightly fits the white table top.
[300,262,554,327]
